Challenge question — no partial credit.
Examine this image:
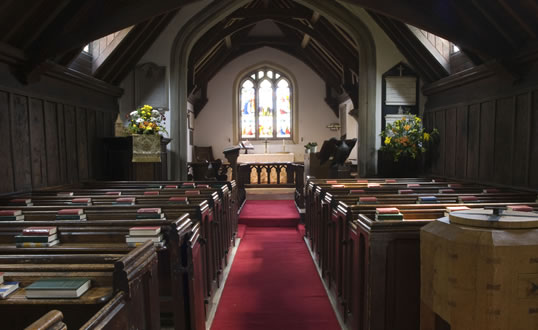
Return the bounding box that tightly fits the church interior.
[0,0,537,329]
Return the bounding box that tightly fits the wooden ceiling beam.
[498,0,538,39]
[229,7,312,19]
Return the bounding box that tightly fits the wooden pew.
[24,310,66,330]
[0,241,159,329]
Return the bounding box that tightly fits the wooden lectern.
[223,146,241,181]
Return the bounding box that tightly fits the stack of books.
[57,192,74,197]
[326,180,338,184]
[0,210,24,221]
[407,183,420,188]
[197,184,210,189]
[115,197,136,205]
[25,278,91,299]
[169,196,188,204]
[182,182,196,188]
[9,198,33,206]
[398,189,414,194]
[357,196,377,204]
[458,195,479,203]
[375,207,404,221]
[385,179,397,183]
[144,191,160,196]
[367,183,380,188]
[164,185,178,189]
[417,196,439,204]
[444,206,471,216]
[331,184,345,188]
[136,208,165,220]
[16,226,59,247]
[70,198,92,206]
[0,273,19,299]
[126,226,164,248]
[506,205,534,212]
[56,209,86,220]
[185,190,200,196]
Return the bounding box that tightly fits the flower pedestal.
[132,134,162,163]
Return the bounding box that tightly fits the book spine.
[15,236,53,243]
[0,216,24,221]
[16,241,56,247]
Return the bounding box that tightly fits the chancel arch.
[170,0,377,180]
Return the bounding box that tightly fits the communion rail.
[237,162,304,206]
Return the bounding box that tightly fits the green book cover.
[56,215,86,220]
[26,278,90,291]
[15,234,57,243]
[375,213,404,220]
[136,214,164,219]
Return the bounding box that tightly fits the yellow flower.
[423,132,430,141]
[415,117,421,123]
[404,125,411,131]
[384,136,391,145]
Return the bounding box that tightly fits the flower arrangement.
[127,105,167,135]
[304,142,318,153]
[380,115,438,161]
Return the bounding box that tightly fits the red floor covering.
[211,227,340,330]
[238,200,300,227]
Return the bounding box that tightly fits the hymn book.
[25,278,91,299]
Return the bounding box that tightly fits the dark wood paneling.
[95,111,105,180]
[63,105,79,183]
[87,109,96,178]
[29,98,48,188]
[56,104,68,184]
[444,108,457,177]
[0,91,14,193]
[76,107,89,180]
[455,106,468,178]
[494,97,514,184]
[479,101,495,181]
[513,94,530,186]
[530,91,538,187]
[10,94,32,191]
[433,111,446,175]
[466,104,480,179]
[44,101,60,186]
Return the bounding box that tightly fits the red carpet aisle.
[238,200,300,227]
[211,224,340,329]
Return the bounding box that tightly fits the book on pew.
[127,241,165,248]
[144,191,160,196]
[22,227,57,236]
[458,195,479,203]
[164,185,178,189]
[136,208,164,219]
[331,184,345,188]
[506,205,533,212]
[182,182,196,187]
[114,197,136,205]
[385,179,397,183]
[70,198,92,206]
[9,198,33,206]
[417,196,439,204]
[398,189,414,194]
[15,234,58,243]
[25,278,91,299]
[367,183,380,188]
[56,209,86,220]
[197,184,210,188]
[407,184,420,187]
[444,206,471,217]
[357,196,377,204]
[448,183,462,188]
[0,281,19,299]
[375,207,404,221]
[349,189,365,194]
[185,190,200,195]
[125,235,163,243]
[0,210,24,221]
[57,192,74,197]
[16,240,59,248]
[169,196,188,204]
[129,226,161,236]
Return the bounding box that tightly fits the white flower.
[136,118,144,123]
[130,111,138,117]
[152,110,160,116]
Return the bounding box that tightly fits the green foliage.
[380,115,438,161]
[127,105,168,135]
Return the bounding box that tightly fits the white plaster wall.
[194,47,339,162]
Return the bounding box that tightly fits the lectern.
[223,146,241,181]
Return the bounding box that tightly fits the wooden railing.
[237,162,304,206]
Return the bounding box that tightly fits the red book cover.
[385,179,397,183]
[439,189,455,193]
[197,184,210,188]
[116,197,135,203]
[349,190,365,194]
[185,190,200,195]
[398,189,414,194]
[72,198,91,203]
[507,205,533,212]
[407,184,420,187]
[105,191,121,196]
[459,195,478,201]
[57,209,83,215]
[10,198,31,203]
[448,183,462,188]
[164,185,178,189]
[22,226,57,235]
[137,208,161,214]
[169,197,187,201]
[0,210,22,216]
[359,197,377,202]
[331,184,345,188]
[144,191,159,195]
[182,182,195,186]
[376,207,400,214]
[357,180,368,183]
[367,183,380,188]
[326,180,337,184]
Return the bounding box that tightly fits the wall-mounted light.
[327,123,341,131]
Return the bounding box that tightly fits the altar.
[237,153,295,184]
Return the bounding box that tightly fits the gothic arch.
[170,0,377,179]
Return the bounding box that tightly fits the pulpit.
[102,136,170,181]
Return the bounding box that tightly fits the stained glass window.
[238,67,293,140]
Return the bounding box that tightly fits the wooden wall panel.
[444,108,457,178]
[434,111,446,175]
[478,101,495,181]
[0,91,14,193]
[44,101,60,186]
[87,109,96,179]
[530,91,538,187]
[95,111,105,180]
[64,105,78,183]
[455,106,468,178]
[10,95,32,191]
[513,94,530,186]
[76,107,89,180]
[29,98,48,188]
[56,104,68,184]
[493,97,514,184]
[466,104,480,180]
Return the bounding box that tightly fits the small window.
[238,67,293,140]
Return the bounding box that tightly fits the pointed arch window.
[239,67,293,140]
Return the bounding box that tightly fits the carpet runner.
[211,200,340,330]
[238,200,300,227]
